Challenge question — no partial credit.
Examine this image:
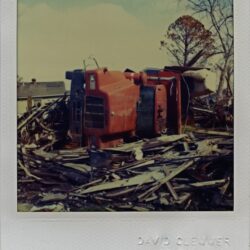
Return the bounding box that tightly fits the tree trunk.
[217,58,229,99]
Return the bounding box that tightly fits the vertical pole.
[176,75,182,134]
[27,96,32,113]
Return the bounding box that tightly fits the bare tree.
[160,15,215,67]
[188,0,234,97]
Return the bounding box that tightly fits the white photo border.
[1,0,250,249]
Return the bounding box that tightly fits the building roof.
[17,81,66,100]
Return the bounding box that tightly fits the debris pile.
[18,96,69,149]
[18,116,233,211]
[190,94,233,129]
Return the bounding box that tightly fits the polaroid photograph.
[1,0,249,249]
[17,0,234,213]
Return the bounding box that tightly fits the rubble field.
[17,96,233,212]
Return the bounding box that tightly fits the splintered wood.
[17,97,233,211]
[17,128,233,211]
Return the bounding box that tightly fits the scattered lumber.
[190,94,233,129]
[17,131,233,211]
[17,97,234,212]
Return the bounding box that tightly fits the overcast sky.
[18,0,196,82]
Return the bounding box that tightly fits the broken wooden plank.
[190,179,227,188]
[76,170,166,195]
[111,157,157,173]
[30,203,65,212]
[35,118,54,132]
[194,129,233,137]
[144,193,158,202]
[18,97,65,131]
[132,206,150,212]
[163,167,179,200]
[160,197,170,206]
[191,107,216,114]
[174,179,228,192]
[104,134,187,153]
[39,193,67,203]
[138,160,196,201]
[71,178,104,193]
[142,134,188,150]
[59,163,91,174]
[58,147,87,155]
[174,192,191,205]
[166,182,179,200]
[104,140,144,152]
[32,148,58,160]
[137,183,160,201]
[17,105,44,131]
[18,160,41,181]
[105,186,138,198]
[57,155,90,162]
[128,159,155,170]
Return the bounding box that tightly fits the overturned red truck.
[66,66,213,148]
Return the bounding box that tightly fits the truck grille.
[85,96,105,128]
